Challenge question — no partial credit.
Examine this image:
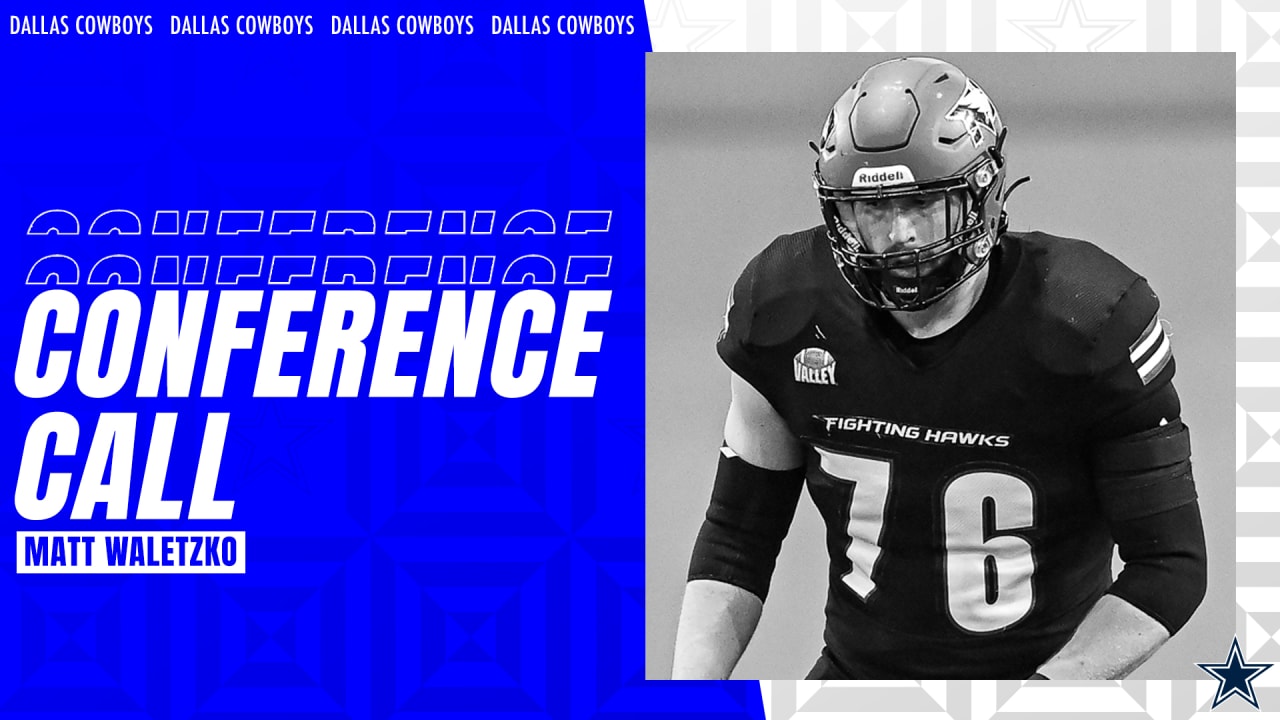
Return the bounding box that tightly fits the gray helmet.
[814,57,1016,311]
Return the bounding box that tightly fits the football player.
[671,57,1207,680]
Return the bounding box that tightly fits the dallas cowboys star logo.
[1197,637,1272,709]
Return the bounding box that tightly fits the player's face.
[837,192,965,277]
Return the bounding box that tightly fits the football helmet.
[814,57,1022,311]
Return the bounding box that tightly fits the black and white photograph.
[646,53,1235,680]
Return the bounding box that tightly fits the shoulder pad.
[1019,232,1157,376]
[721,227,825,349]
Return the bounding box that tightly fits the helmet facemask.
[818,155,1002,312]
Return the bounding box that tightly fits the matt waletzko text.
[17,532,245,574]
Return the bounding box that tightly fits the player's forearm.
[1035,594,1169,679]
[671,579,764,679]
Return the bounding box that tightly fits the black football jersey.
[717,227,1176,679]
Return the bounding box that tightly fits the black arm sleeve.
[687,449,806,602]
[1105,500,1207,635]
[1090,418,1207,634]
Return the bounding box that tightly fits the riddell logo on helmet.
[852,165,916,186]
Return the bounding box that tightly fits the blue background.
[0,3,762,716]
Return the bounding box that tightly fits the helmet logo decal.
[946,79,999,148]
[852,165,916,186]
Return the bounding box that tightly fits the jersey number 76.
[815,447,1036,633]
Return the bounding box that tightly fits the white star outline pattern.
[1009,0,1133,52]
